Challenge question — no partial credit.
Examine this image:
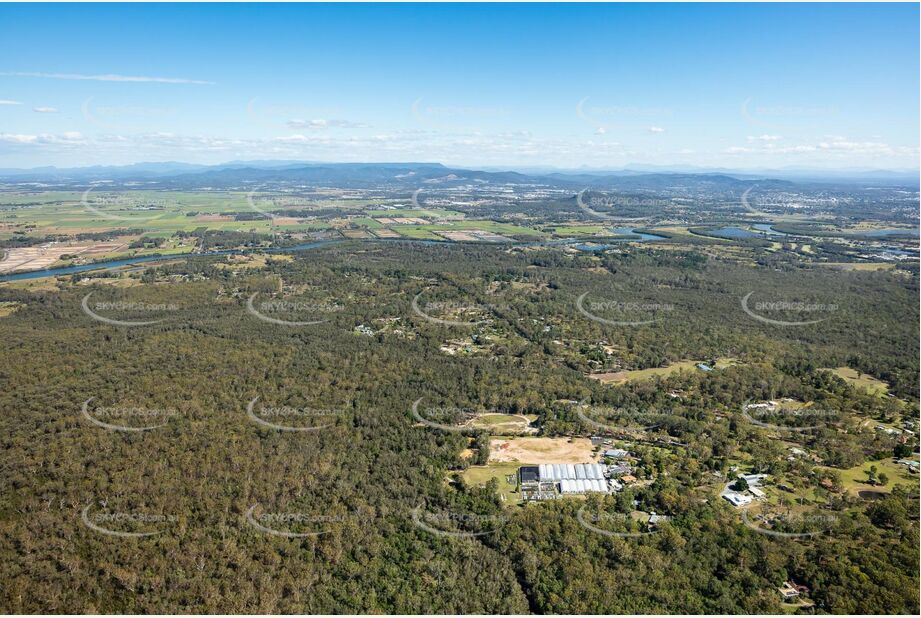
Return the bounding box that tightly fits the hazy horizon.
[1,3,918,170]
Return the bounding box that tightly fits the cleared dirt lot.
[488,437,594,464]
[0,241,130,273]
[0,244,89,273]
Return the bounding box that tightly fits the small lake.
[751,223,792,237]
[706,226,759,240]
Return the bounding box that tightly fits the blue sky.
[0,2,918,169]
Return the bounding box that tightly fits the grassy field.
[0,191,280,236]
[823,367,889,395]
[547,224,609,236]
[466,413,537,434]
[390,226,443,240]
[817,262,896,272]
[827,457,918,496]
[366,208,465,219]
[462,462,521,504]
[392,221,544,239]
[589,358,736,384]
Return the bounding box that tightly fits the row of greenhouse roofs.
[538,463,607,481]
[560,478,610,494]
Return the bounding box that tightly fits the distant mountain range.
[0,160,915,189]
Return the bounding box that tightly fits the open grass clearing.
[824,457,917,497]
[589,358,737,384]
[461,462,521,503]
[822,367,889,395]
[465,413,537,434]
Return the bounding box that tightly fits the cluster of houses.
[721,473,768,508]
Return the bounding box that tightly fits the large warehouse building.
[538,463,607,482]
[520,463,614,500]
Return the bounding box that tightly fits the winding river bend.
[0,230,670,282]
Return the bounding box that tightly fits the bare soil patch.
[488,437,594,464]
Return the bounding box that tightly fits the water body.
[1,232,674,281]
[607,227,669,242]
[751,223,792,237]
[706,227,759,240]
[0,241,335,282]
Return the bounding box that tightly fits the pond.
[751,223,792,236]
[705,226,759,239]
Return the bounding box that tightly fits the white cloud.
[747,134,782,142]
[648,126,665,133]
[0,71,214,85]
[0,133,38,144]
[286,118,367,129]
[0,131,83,145]
[817,140,891,153]
[274,134,317,144]
[2,127,915,169]
[726,137,918,158]
[33,106,58,113]
[0,99,23,105]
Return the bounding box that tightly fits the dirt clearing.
[489,437,594,464]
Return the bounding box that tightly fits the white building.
[538,463,607,482]
[723,493,753,507]
[560,478,609,494]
